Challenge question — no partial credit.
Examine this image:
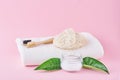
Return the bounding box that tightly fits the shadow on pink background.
[0,0,120,80]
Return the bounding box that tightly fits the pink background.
[0,0,120,80]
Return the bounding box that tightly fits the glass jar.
[61,51,83,72]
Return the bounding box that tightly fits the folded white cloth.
[16,32,104,66]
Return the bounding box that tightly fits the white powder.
[53,28,87,50]
[61,52,83,72]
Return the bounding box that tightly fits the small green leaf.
[34,58,61,71]
[83,57,109,74]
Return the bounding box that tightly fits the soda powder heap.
[53,28,88,50]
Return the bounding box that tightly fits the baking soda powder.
[61,52,83,72]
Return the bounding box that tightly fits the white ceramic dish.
[16,32,104,66]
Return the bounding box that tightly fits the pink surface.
[0,0,120,80]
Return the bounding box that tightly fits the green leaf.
[83,57,109,74]
[34,58,61,71]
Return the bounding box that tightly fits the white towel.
[16,32,104,66]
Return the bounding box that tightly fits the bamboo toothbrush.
[26,38,54,48]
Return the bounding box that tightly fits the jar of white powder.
[60,51,83,72]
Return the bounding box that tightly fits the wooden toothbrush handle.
[26,38,54,48]
[39,38,53,44]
